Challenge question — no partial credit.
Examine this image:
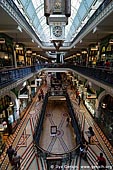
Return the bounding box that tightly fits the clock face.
[53,26,62,37]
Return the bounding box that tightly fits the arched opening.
[99,94,113,145]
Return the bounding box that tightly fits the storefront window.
[8,114,14,124]
[85,99,95,117]
[98,94,113,146]
[0,42,13,67]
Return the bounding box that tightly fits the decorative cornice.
[0,0,41,44]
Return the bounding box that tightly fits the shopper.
[79,142,88,160]
[85,126,95,144]
[96,153,106,170]
[13,151,21,169]
[88,126,95,136]
[6,145,15,164]
[38,93,42,101]
[76,89,79,98]
[78,95,81,105]
[83,141,88,160]
[40,88,43,95]
[79,143,85,156]
[66,117,70,127]
[105,59,110,69]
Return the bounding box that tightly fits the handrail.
[69,65,113,85]
[35,144,80,157]
[0,64,113,90]
[34,91,82,161]
[33,92,48,144]
[65,92,82,144]
[48,89,67,96]
[0,65,45,89]
[87,146,98,168]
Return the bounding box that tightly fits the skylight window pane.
[31,0,49,41]
[19,0,28,6]
[78,3,87,19]
[33,16,39,27]
[38,10,44,19]
[86,0,94,8]
[18,0,104,43]
[65,0,82,41]
[26,2,35,20]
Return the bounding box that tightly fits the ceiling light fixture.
[109,39,113,44]
[90,45,98,51]
[76,53,81,56]
[82,50,87,54]
[32,52,37,56]
[17,25,22,32]
[15,44,23,50]
[32,39,34,43]
[0,38,5,44]
[93,26,97,33]
[9,102,14,107]
[80,39,82,43]
[26,48,32,54]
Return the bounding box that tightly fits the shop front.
[99,35,113,67]
[0,95,18,155]
[0,34,14,68]
[18,85,29,118]
[0,110,6,155]
[83,81,97,117]
[84,93,97,117]
[98,94,113,146]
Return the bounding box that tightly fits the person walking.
[78,95,81,105]
[40,88,44,99]
[88,126,95,143]
[66,117,70,127]
[105,59,110,69]
[6,145,15,164]
[13,151,21,169]
[38,93,42,101]
[96,153,106,170]
[85,126,95,144]
[79,143,85,156]
[82,141,88,160]
[79,141,88,160]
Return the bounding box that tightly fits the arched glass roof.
[16,0,104,43]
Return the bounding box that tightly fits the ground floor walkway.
[0,85,113,170]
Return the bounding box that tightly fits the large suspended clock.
[53,26,62,37]
[50,24,65,41]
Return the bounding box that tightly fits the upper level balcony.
[0,64,113,96]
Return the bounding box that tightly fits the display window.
[85,99,96,117]
[8,114,14,124]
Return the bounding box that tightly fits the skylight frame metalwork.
[15,0,104,45]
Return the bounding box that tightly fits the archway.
[97,91,113,146]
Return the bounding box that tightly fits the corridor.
[0,84,113,170]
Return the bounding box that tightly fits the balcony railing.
[69,65,113,85]
[0,65,45,89]
[0,64,113,89]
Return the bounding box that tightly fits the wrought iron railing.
[69,65,113,85]
[0,65,45,89]
[1,64,113,89]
